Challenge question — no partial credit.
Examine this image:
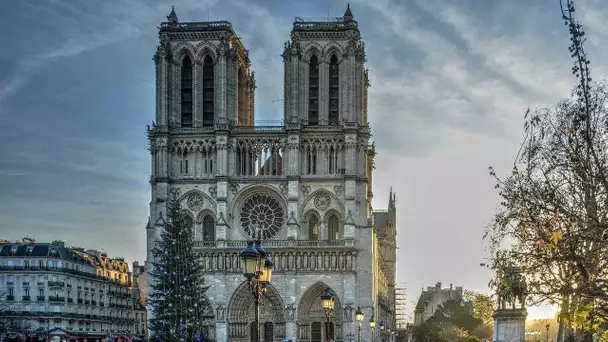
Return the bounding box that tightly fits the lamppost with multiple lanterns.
[355,307,364,342]
[320,288,336,342]
[240,232,274,342]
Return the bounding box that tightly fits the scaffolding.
[395,284,408,329]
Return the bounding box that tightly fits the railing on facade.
[0,310,136,325]
[193,239,352,248]
[196,241,357,274]
[159,20,233,32]
[0,265,133,287]
[163,121,368,135]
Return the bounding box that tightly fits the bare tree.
[486,1,608,341]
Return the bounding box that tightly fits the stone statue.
[497,263,528,309]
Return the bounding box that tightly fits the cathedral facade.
[146,5,397,341]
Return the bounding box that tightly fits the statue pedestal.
[493,308,527,342]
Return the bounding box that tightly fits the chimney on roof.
[456,286,463,295]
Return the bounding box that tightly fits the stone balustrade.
[194,239,357,273]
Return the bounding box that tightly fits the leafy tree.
[464,290,495,327]
[148,190,212,341]
[412,300,484,342]
[486,1,608,341]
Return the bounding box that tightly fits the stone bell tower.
[282,4,368,126]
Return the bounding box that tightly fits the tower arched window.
[308,55,319,125]
[202,215,215,241]
[202,56,215,127]
[309,215,320,240]
[329,55,339,125]
[327,214,339,241]
[180,56,193,127]
[238,68,247,125]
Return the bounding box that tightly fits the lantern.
[321,288,334,310]
[259,254,273,285]
[240,241,259,278]
[369,315,375,329]
[355,306,364,324]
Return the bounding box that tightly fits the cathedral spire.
[167,6,178,23]
[343,3,354,21]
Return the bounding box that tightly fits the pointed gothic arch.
[322,43,344,64]
[173,42,196,63]
[302,42,323,63]
[178,190,217,212]
[195,43,218,64]
[300,189,344,219]
[296,282,343,341]
[228,282,286,341]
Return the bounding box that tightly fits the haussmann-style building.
[0,238,140,341]
[146,5,397,341]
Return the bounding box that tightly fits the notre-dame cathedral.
[146,5,397,341]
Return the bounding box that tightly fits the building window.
[180,56,193,128]
[329,55,339,125]
[308,55,319,125]
[202,215,215,241]
[327,215,339,240]
[202,56,215,127]
[202,151,214,176]
[309,216,319,240]
[307,149,318,175]
[179,150,189,175]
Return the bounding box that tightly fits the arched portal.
[296,282,343,341]
[228,282,286,341]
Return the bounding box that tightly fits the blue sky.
[1,0,607,319]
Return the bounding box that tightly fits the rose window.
[240,194,284,240]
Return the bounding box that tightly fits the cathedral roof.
[292,5,359,33]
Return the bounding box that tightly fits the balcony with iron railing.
[48,296,65,303]
[48,281,65,288]
[0,266,133,287]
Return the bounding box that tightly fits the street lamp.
[320,288,335,342]
[369,315,375,342]
[379,321,385,342]
[240,235,273,342]
[545,324,550,342]
[355,307,364,342]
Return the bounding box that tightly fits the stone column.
[194,60,203,127]
[319,60,329,125]
[493,308,527,342]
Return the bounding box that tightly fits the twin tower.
[152,5,369,130]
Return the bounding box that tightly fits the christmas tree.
[148,189,212,341]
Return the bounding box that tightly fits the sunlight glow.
[526,304,558,320]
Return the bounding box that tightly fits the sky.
[1,0,607,321]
